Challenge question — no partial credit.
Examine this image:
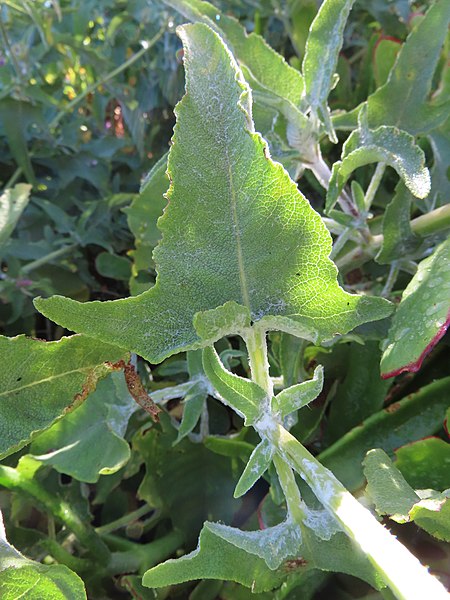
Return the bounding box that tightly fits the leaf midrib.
[226,151,251,311]
[0,366,103,398]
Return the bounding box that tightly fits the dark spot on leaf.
[16,377,22,382]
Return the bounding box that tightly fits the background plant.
[0,1,449,599]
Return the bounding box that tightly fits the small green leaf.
[395,438,450,491]
[207,518,303,569]
[29,372,135,483]
[95,252,131,281]
[0,100,37,186]
[410,494,450,542]
[272,365,323,417]
[333,1,450,134]
[234,439,274,498]
[0,335,128,459]
[142,523,287,592]
[302,0,356,141]
[202,346,266,424]
[363,450,450,541]
[35,24,392,363]
[375,182,422,265]
[327,121,430,212]
[0,184,32,249]
[319,376,450,491]
[0,510,86,600]
[174,381,207,443]
[363,449,419,521]
[380,237,450,378]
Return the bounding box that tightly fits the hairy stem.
[244,331,448,600]
[21,243,78,274]
[364,162,386,211]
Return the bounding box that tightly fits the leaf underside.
[35,24,391,364]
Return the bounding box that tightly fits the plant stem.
[273,454,305,523]
[106,530,184,576]
[244,326,273,396]
[364,162,386,212]
[382,263,400,297]
[307,150,358,218]
[49,26,165,130]
[411,203,450,237]
[245,332,449,600]
[0,15,27,87]
[265,423,449,600]
[0,464,110,565]
[5,166,23,189]
[21,243,78,274]
[95,504,153,535]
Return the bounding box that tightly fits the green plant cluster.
[0,1,449,599]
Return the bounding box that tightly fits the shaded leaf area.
[302,0,355,141]
[0,507,86,600]
[0,335,128,459]
[0,185,32,249]
[395,437,450,492]
[124,152,169,295]
[325,341,390,443]
[380,237,450,378]
[134,414,240,546]
[319,377,450,491]
[29,372,136,483]
[326,119,430,212]
[364,449,450,542]
[142,516,383,592]
[35,24,391,363]
[333,0,450,134]
[376,182,422,264]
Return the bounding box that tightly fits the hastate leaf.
[0,335,128,459]
[380,237,450,378]
[35,24,391,364]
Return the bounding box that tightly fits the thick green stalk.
[245,331,449,600]
[0,464,110,565]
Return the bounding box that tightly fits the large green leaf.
[0,510,86,599]
[302,0,355,141]
[35,24,391,363]
[380,237,450,378]
[142,518,383,591]
[319,377,450,491]
[0,184,32,249]
[124,153,169,295]
[29,372,135,483]
[333,0,450,134]
[0,334,128,459]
